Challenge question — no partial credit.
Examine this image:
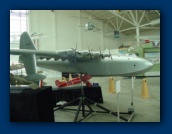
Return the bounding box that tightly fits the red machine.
[55,74,92,87]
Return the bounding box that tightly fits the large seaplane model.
[10,32,153,79]
[10,32,153,122]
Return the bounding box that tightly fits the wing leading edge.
[10,48,112,62]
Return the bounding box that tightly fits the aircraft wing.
[10,49,111,61]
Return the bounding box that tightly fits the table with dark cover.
[53,86,103,106]
[10,86,54,122]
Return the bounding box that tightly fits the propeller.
[109,50,113,60]
[99,48,104,59]
[71,43,82,57]
[87,46,93,59]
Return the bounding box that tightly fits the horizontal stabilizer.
[28,84,39,90]
[24,73,47,81]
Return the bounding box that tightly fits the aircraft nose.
[145,60,153,70]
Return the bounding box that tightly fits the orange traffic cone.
[141,78,149,98]
[108,77,116,93]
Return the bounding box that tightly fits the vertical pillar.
[136,26,140,47]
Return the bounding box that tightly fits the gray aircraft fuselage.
[10,32,153,78]
[36,55,153,76]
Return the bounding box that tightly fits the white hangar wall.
[29,10,139,51]
[138,29,160,36]
[55,10,81,50]
[102,21,133,49]
[29,10,56,50]
[103,33,133,49]
[79,12,103,51]
[128,29,160,44]
[128,29,160,39]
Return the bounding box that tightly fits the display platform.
[53,86,103,106]
[10,86,54,122]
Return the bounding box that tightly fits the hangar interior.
[10,10,160,122]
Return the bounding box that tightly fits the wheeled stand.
[54,74,135,122]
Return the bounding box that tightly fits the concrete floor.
[44,75,160,122]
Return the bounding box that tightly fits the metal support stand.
[54,74,134,122]
[127,76,135,122]
[117,92,120,122]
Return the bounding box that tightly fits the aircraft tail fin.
[19,32,36,63]
[19,32,46,80]
[19,31,37,63]
[19,31,36,50]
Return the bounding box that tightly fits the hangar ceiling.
[10,10,160,43]
[81,10,160,36]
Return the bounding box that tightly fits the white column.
[100,21,104,50]
[136,26,140,46]
[78,10,82,50]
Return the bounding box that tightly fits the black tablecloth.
[10,86,54,122]
[53,86,103,106]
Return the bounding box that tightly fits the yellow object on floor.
[109,77,116,93]
[141,78,149,98]
[69,73,72,81]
